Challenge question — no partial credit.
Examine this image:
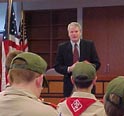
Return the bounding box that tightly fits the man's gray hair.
[67,22,82,32]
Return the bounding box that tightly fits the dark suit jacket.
[54,39,101,97]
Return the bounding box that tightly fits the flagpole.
[19,2,28,52]
[21,2,25,40]
[7,0,13,38]
[20,2,24,50]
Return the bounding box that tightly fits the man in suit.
[54,22,101,97]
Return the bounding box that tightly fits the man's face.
[68,26,81,43]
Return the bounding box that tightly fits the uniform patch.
[71,99,82,112]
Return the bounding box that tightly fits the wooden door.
[107,7,124,76]
[83,6,124,79]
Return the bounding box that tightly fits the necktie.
[73,43,79,63]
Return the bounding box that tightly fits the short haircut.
[104,95,124,116]
[73,75,93,88]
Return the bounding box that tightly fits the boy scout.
[0,52,58,116]
[57,61,106,116]
[104,76,124,116]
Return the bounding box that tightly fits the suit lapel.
[67,42,73,64]
[80,39,85,61]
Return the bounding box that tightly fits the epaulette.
[99,98,104,104]
[59,97,67,103]
[42,101,57,109]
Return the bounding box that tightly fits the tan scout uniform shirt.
[0,87,58,116]
[57,92,106,116]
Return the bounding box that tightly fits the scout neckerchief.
[66,97,96,116]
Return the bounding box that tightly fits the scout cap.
[72,62,96,81]
[105,76,124,107]
[10,52,48,87]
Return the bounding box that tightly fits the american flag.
[1,2,20,91]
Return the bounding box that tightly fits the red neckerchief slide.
[66,97,96,116]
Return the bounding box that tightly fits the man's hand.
[68,61,79,72]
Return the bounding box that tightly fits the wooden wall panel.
[29,26,51,38]
[49,82,63,93]
[83,6,124,79]
[96,82,103,94]
[29,40,50,53]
